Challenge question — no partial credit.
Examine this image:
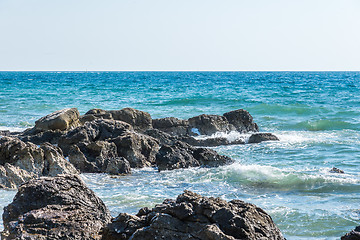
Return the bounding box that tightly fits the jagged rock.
[83,108,152,132]
[144,129,178,146]
[188,114,234,135]
[155,141,234,171]
[35,108,80,131]
[58,119,132,155]
[223,109,259,133]
[152,117,191,136]
[18,128,64,145]
[0,137,78,189]
[59,119,158,169]
[1,175,111,240]
[110,108,152,132]
[248,133,279,144]
[102,190,285,240]
[341,226,360,240]
[330,167,345,174]
[105,157,131,175]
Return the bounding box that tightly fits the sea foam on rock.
[103,190,285,240]
[1,174,111,240]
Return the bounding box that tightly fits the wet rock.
[223,109,259,133]
[341,226,360,240]
[35,108,80,131]
[102,190,285,240]
[0,136,78,189]
[152,117,191,136]
[188,114,234,135]
[180,136,231,147]
[248,133,279,144]
[155,141,234,171]
[1,174,111,240]
[330,167,345,174]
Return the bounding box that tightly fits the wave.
[292,120,358,131]
[219,163,360,192]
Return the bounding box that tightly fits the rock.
[1,175,111,240]
[0,136,78,189]
[111,132,159,168]
[223,109,259,133]
[110,108,152,132]
[18,128,64,145]
[59,119,158,170]
[341,226,360,240]
[152,117,190,136]
[144,129,178,146]
[188,114,234,135]
[0,130,10,137]
[155,141,234,171]
[330,167,345,174]
[248,133,279,144]
[35,108,80,131]
[102,190,285,240]
[105,157,131,175]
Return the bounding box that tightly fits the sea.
[0,71,359,239]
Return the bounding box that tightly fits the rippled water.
[1,71,360,239]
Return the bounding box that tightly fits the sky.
[0,0,360,71]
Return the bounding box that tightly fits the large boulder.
[102,190,285,240]
[248,133,279,144]
[155,141,234,171]
[188,114,234,135]
[82,108,153,132]
[35,108,80,131]
[0,136,78,189]
[223,109,259,133]
[341,226,360,240]
[59,119,158,170]
[1,175,111,240]
[152,117,191,136]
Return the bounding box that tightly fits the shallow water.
[1,71,360,239]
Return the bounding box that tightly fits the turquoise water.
[1,71,360,239]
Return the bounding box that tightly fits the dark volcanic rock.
[223,109,259,133]
[155,141,234,171]
[248,133,279,144]
[83,108,152,132]
[18,128,64,145]
[102,190,285,240]
[1,175,111,240]
[152,117,190,136]
[59,119,158,170]
[341,226,360,240]
[188,114,234,135]
[0,137,78,189]
[35,108,80,131]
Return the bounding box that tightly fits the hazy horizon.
[1,0,359,71]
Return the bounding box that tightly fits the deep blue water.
[1,71,360,239]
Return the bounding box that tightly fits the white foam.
[194,131,251,142]
[0,126,27,132]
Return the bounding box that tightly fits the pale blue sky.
[0,0,359,71]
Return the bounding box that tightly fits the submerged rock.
[103,190,285,240]
[0,137,78,189]
[155,141,234,171]
[341,226,360,240]
[248,133,279,144]
[330,167,345,174]
[1,174,111,240]
[35,108,80,131]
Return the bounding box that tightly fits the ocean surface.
[0,71,360,239]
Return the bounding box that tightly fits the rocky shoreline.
[0,107,356,239]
